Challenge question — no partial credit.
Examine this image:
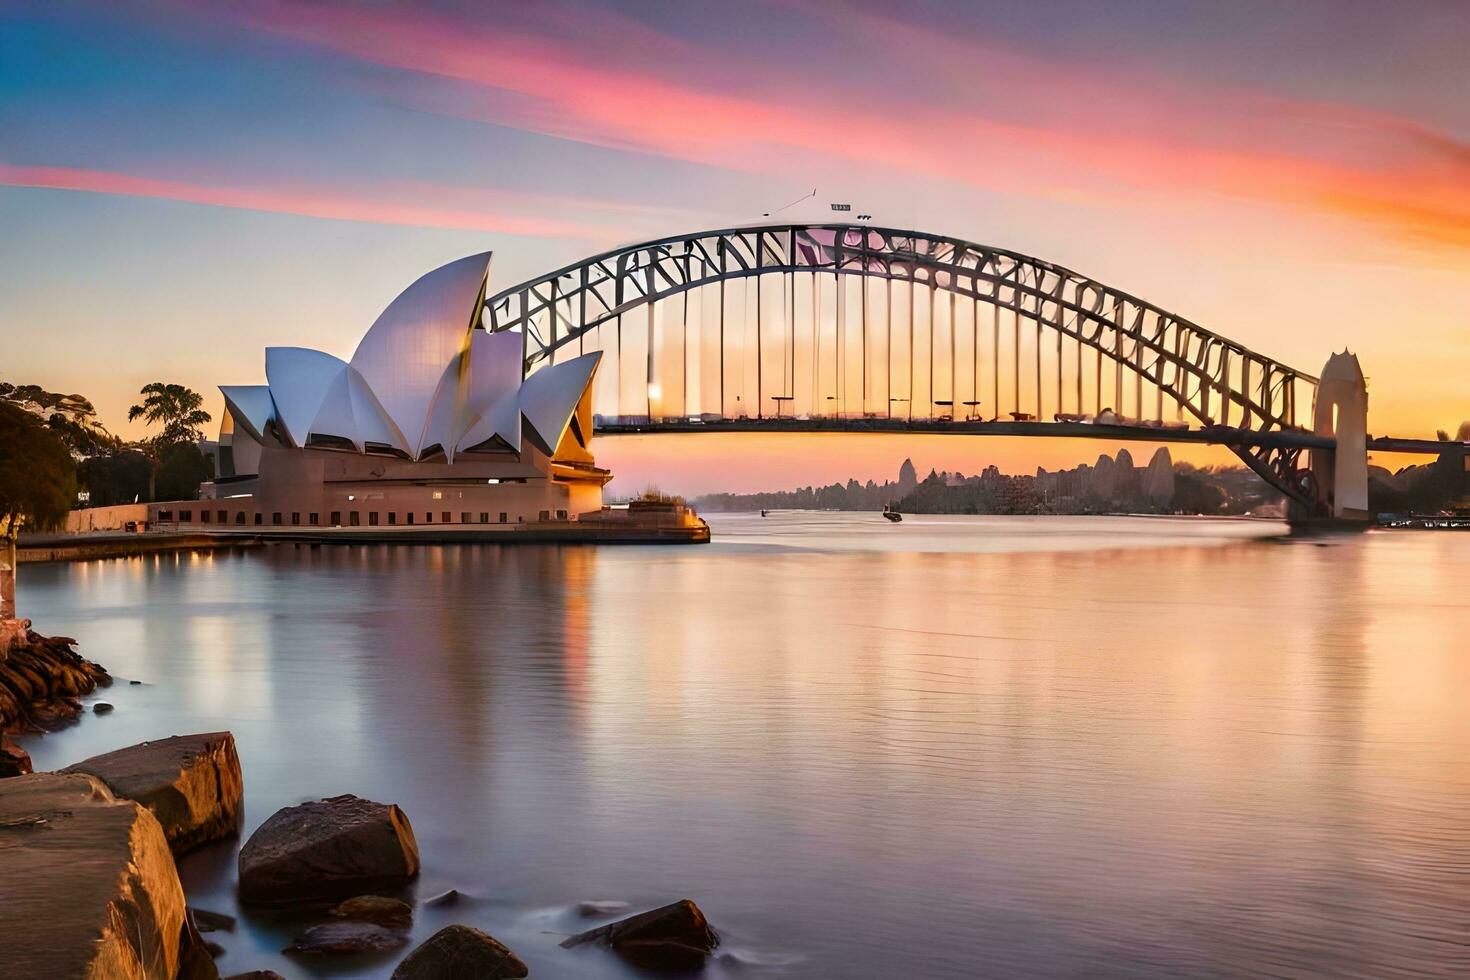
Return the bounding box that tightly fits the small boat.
[882,507,902,523]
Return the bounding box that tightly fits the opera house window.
[309,513,319,526]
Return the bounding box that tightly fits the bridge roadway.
[594,417,1461,457]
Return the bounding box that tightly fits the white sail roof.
[457,386,521,454]
[450,330,524,455]
[518,353,601,454]
[349,251,491,447]
[223,252,609,465]
[308,364,410,453]
[264,347,349,447]
[220,385,276,442]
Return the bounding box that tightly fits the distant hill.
[0,382,119,458]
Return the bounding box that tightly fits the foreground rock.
[284,921,409,955]
[331,894,414,928]
[238,794,420,905]
[1,734,31,776]
[190,907,238,933]
[393,924,528,980]
[0,772,188,979]
[64,732,244,855]
[178,911,223,980]
[561,899,720,970]
[0,628,110,733]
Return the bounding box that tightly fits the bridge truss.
[485,224,1320,503]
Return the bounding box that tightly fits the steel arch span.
[484,223,1322,504]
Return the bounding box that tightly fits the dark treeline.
[698,449,1285,516]
[699,447,1470,517]
[2,381,214,505]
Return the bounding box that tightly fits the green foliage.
[127,382,212,501]
[128,382,211,445]
[636,486,686,505]
[77,450,153,507]
[46,411,119,457]
[0,403,77,537]
[155,442,212,501]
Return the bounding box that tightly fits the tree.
[77,450,153,507]
[127,383,211,501]
[0,403,77,619]
[155,442,213,501]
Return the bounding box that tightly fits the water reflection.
[15,517,1470,978]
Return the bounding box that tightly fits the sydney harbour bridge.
[484,223,1454,518]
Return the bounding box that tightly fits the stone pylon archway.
[1310,350,1369,519]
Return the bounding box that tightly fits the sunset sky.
[2,0,1466,494]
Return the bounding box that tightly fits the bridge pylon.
[1306,350,1370,521]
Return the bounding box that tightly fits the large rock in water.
[561,899,720,970]
[1,734,32,776]
[392,925,528,979]
[283,921,409,955]
[64,732,243,855]
[238,794,420,905]
[0,772,188,979]
[330,894,414,928]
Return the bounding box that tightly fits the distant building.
[898,457,918,490]
[202,252,610,529]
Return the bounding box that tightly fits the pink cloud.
[215,0,1470,253]
[0,163,629,241]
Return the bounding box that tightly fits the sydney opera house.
[202,252,611,529]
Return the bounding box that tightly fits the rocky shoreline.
[0,622,112,776]
[0,632,722,979]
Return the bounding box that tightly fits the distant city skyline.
[3,0,1465,493]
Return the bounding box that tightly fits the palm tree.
[127,383,211,501]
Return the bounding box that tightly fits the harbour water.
[15,514,1470,978]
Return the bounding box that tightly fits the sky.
[1,0,1466,494]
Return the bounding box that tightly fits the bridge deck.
[594,418,1459,456]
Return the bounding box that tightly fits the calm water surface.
[16,515,1470,978]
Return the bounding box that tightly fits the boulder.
[331,894,414,928]
[178,910,223,980]
[284,921,409,955]
[0,630,109,733]
[0,772,188,980]
[424,888,461,907]
[0,734,31,777]
[238,794,419,905]
[392,924,528,980]
[561,899,720,970]
[190,907,237,933]
[64,732,244,855]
